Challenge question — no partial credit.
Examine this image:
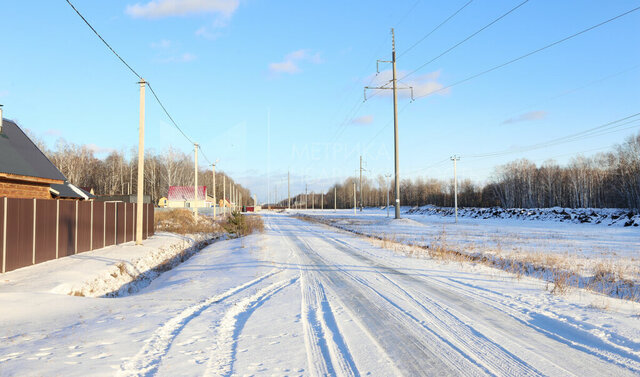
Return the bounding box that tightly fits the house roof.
[0,119,66,182]
[168,186,207,201]
[50,181,96,200]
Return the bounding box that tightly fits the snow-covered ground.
[291,207,640,299]
[1,213,640,376]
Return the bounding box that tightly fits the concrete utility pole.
[364,28,412,220]
[359,155,365,211]
[385,173,391,218]
[211,161,217,218]
[135,79,145,245]
[353,182,357,215]
[288,171,291,209]
[451,155,460,224]
[334,187,337,212]
[194,143,199,219]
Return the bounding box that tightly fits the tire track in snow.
[203,276,298,377]
[287,230,473,376]
[309,229,542,376]
[299,266,359,377]
[300,218,640,376]
[117,269,282,377]
[275,218,360,377]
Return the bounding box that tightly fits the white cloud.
[268,49,322,75]
[502,110,547,125]
[195,26,221,40]
[366,70,448,99]
[162,52,197,63]
[151,39,172,49]
[351,115,374,125]
[269,61,300,74]
[126,0,239,19]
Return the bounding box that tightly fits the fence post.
[90,201,94,251]
[56,200,59,259]
[2,197,6,273]
[32,198,36,265]
[74,200,78,254]
[145,204,149,239]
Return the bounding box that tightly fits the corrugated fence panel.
[35,199,57,263]
[149,204,155,236]
[127,203,138,241]
[5,198,34,272]
[77,201,91,253]
[116,203,125,244]
[58,201,76,257]
[142,203,147,240]
[92,202,105,250]
[105,202,116,247]
[0,198,4,271]
[126,203,134,242]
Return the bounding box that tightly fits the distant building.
[158,197,168,207]
[167,186,212,208]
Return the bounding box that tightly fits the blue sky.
[1,0,639,202]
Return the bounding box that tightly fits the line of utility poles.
[451,155,460,224]
[364,28,413,220]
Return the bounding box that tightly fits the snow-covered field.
[1,213,640,376]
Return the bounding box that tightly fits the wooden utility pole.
[364,28,412,219]
[451,155,460,224]
[135,79,145,245]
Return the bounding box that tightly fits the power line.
[398,0,475,58]
[399,0,529,81]
[415,5,640,100]
[66,0,205,158]
[146,83,194,145]
[465,112,640,159]
[65,0,142,80]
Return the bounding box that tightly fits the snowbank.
[406,205,640,227]
[0,232,217,298]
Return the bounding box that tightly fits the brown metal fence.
[0,198,155,273]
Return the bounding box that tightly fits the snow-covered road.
[2,213,640,376]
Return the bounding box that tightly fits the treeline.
[285,132,640,210]
[34,137,251,206]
